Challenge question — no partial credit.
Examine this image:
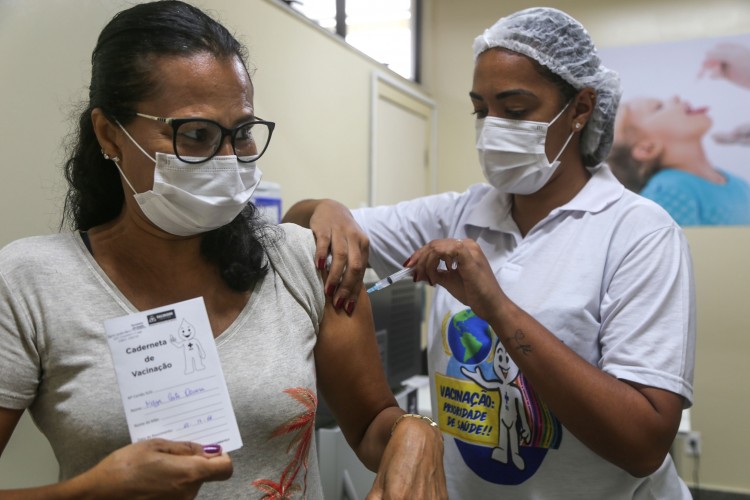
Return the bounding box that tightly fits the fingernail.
[403,258,411,267]
[335,297,345,309]
[318,258,326,270]
[326,284,336,297]
[345,301,355,315]
[203,444,221,454]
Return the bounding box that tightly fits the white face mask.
[114,123,262,236]
[475,102,574,195]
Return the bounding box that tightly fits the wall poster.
[600,34,750,226]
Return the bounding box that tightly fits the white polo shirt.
[353,164,695,499]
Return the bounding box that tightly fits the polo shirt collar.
[465,186,515,232]
[465,164,624,231]
[556,164,624,214]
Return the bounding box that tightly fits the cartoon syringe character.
[461,339,531,470]
[170,319,206,374]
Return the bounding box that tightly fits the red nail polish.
[326,284,336,297]
[318,258,326,270]
[345,301,355,314]
[335,297,345,309]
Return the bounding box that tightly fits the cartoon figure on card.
[170,319,206,374]
[461,339,531,470]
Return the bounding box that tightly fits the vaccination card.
[104,296,242,452]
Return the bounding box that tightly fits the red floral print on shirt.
[252,387,317,499]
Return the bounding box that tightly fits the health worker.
[284,7,696,499]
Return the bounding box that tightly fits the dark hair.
[607,143,660,193]
[533,61,578,105]
[62,0,273,292]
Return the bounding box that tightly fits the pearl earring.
[102,150,120,162]
[575,123,582,130]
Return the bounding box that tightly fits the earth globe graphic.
[447,309,493,365]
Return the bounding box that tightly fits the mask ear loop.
[550,131,575,164]
[110,157,140,196]
[116,120,157,163]
[109,120,159,196]
[549,100,572,126]
[548,100,576,164]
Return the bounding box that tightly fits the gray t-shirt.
[0,224,326,499]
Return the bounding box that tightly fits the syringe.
[366,267,414,294]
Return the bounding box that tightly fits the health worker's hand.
[700,43,750,89]
[367,417,447,500]
[405,238,507,323]
[81,439,233,499]
[713,122,750,146]
[309,199,369,314]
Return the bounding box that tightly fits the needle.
[366,268,413,294]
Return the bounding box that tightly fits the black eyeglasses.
[134,112,275,164]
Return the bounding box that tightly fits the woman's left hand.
[367,417,447,499]
[405,238,505,322]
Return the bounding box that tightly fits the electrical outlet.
[683,430,701,457]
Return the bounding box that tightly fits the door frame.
[369,71,437,206]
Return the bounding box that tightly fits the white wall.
[0,0,112,241]
[681,226,750,494]
[0,0,121,485]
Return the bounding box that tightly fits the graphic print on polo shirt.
[435,308,561,484]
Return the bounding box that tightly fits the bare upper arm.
[626,381,686,450]
[0,407,24,456]
[315,288,397,448]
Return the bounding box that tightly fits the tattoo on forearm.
[511,329,532,356]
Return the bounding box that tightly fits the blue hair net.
[473,7,622,166]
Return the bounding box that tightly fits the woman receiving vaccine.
[0,2,445,498]
[285,7,696,499]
